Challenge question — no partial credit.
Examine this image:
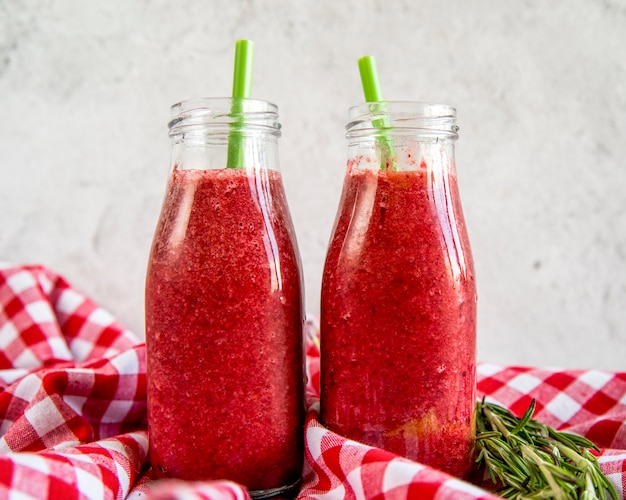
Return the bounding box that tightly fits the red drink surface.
[320,162,476,477]
[145,168,304,490]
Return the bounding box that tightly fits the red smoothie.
[320,160,476,477]
[145,167,304,490]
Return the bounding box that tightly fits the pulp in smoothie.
[145,167,304,490]
[320,161,476,477]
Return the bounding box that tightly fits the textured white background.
[1,1,625,369]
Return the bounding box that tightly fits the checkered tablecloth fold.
[127,479,251,500]
[0,264,153,498]
[298,402,500,500]
[1,264,625,499]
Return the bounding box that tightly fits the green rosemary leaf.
[475,399,617,499]
[511,399,536,435]
[549,427,592,452]
[563,431,601,453]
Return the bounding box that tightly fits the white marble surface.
[1,1,625,369]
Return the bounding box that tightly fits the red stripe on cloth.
[588,420,624,449]
[0,351,11,371]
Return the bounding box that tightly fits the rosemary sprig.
[475,398,618,500]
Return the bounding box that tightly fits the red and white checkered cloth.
[1,264,625,499]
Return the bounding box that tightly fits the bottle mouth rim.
[168,97,281,135]
[346,101,459,139]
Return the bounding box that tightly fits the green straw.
[232,39,254,99]
[227,39,254,169]
[358,55,384,102]
[358,55,395,169]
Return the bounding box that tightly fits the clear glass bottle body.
[145,98,305,496]
[320,102,477,477]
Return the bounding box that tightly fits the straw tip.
[232,39,255,99]
[358,55,378,71]
[236,39,254,49]
[358,55,383,103]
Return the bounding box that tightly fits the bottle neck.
[168,98,281,172]
[345,101,458,172]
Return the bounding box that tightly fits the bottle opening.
[168,97,281,138]
[346,101,459,141]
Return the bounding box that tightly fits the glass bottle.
[145,98,305,497]
[320,101,477,478]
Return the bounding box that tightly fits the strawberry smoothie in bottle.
[321,95,477,477]
[146,96,305,497]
